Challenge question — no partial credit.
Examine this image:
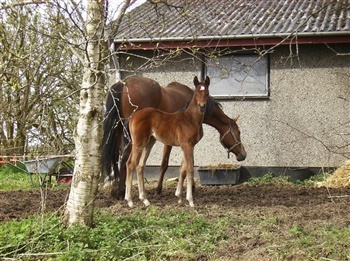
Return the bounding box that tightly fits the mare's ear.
[205,76,210,87]
[233,115,240,122]
[193,76,199,86]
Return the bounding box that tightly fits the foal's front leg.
[175,162,186,204]
[181,147,195,207]
[186,167,195,208]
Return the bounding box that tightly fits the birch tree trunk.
[64,0,107,227]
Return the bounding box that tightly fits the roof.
[114,0,350,49]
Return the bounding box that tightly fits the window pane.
[206,55,269,98]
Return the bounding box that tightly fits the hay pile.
[319,160,350,188]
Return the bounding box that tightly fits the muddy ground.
[1,180,350,221]
[1,180,350,259]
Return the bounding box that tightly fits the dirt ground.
[1,180,350,259]
[1,180,350,221]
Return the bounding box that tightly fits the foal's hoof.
[143,199,150,207]
[126,201,134,208]
[188,201,195,208]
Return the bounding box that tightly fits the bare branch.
[0,0,48,9]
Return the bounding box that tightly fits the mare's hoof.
[118,194,125,201]
[155,187,162,195]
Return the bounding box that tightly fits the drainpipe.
[110,42,121,81]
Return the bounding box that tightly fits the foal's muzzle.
[198,104,206,113]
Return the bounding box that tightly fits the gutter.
[114,31,350,43]
[114,32,350,50]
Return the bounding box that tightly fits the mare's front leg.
[136,138,156,207]
[110,125,123,199]
[125,145,142,208]
[156,145,173,195]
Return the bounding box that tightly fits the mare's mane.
[180,95,220,115]
[205,96,222,116]
[166,81,222,116]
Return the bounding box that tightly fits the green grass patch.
[0,165,68,191]
[245,172,291,185]
[0,207,228,260]
[0,165,38,190]
[245,171,332,187]
[1,192,349,260]
[1,167,348,260]
[274,224,350,260]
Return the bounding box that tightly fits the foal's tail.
[101,81,124,179]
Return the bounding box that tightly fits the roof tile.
[114,0,350,42]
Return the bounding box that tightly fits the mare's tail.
[101,81,124,179]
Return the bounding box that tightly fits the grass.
[0,165,68,190]
[1,168,349,260]
[246,172,291,185]
[0,208,228,260]
[0,165,38,190]
[246,172,332,186]
[2,204,349,260]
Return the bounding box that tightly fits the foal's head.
[193,76,210,113]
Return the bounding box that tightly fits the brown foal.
[125,76,210,207]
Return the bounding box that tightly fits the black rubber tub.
[198,165,241,185]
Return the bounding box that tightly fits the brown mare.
[125,76,210,207]
[101,76,246,200]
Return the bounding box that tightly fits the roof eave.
[114,32,350,50]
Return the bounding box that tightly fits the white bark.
[64,0,106,227]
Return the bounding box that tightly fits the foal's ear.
[233,115,240,122]
[205,76,210,87]
[193,76,199,87]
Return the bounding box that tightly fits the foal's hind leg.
[125,146,142,208]
[136,138,156,207]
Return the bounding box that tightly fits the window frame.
[204,53,270,100]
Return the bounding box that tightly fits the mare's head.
[220,115,246,161]
[193,76,210,113]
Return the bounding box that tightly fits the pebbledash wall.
[117,44,349,169]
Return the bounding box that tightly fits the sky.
[108,0,146,21]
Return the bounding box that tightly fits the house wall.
[118,44,349,168]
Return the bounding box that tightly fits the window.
[205,54,269,99]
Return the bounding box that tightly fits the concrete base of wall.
[239,166,336,183]
[142,165,337,183]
